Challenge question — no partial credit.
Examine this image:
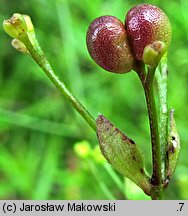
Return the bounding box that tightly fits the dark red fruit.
[126,4,172,61]
[86,16,134,73]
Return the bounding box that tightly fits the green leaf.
[166,109,180,182]
[96,115,151,195]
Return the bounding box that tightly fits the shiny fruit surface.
[126,4,172,61]
[86,16,134,73]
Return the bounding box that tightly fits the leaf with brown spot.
[166,109,180,180]
[97,115,151,195]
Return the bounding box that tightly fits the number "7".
[179,203,184,211]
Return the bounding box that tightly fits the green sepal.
[143,41,167,68]
[11,39,30,54]
[96,115,151,195]
[166,109,180,181]
[3,13,27,40]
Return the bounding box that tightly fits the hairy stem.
[22,34,96,132]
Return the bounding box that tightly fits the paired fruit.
[86,4,172,72]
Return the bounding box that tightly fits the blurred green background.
[0,0,188,200]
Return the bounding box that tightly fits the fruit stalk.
[137,65,163,199]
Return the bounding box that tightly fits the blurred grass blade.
[0,108,76,137]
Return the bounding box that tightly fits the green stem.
[22,34,96,132]
[137,64,163,199]
[145,67,162,186]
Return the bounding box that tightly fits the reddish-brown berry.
[126,4,172,61]
[86,16,134,73]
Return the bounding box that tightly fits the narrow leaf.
[97,115,151,195]
[166,109,180,182]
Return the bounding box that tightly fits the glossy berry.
[86,16,134,74]
[126,4,172,61]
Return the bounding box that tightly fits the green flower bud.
[74,140,91,158]
[3,13,27,40]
